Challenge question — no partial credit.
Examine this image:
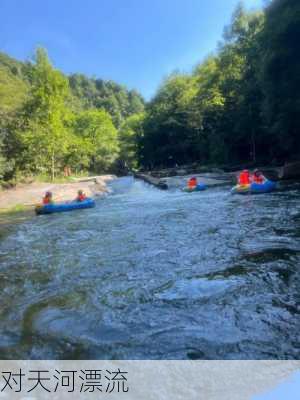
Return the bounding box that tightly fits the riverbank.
[134,171,233,190]
[135,161,300,189]
[0,175,116,213]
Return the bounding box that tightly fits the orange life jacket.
[238,172,250,185]
[188,179,197,188]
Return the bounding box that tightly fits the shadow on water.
[0,176,299,359]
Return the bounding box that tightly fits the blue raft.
[231,180,277,195]
[183,183,207,193]
[35,198,95,215]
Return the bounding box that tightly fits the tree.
[0,48,146,182]
[119,113,145,170]
[215,8,265,164]
[73,109,119,172]
[138,5,267,169]
[0,54,29,180]
[69,75,145,128]
[260,0,300,161]
[17,48,73,179]
[140,73,198,168]
[0,66,28,113]
[192,56,225,164]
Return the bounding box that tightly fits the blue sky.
[0,0,263,99]
[253,371,300,400]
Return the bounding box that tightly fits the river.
[0,177,299,359]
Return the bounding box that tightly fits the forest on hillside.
[0,49,144,181]
[138,0,300,169]
[0,0,299,182]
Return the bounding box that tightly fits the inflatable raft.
[35,198,95,215]
[183,183,207,192]
[231,180,277,195]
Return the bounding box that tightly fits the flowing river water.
[0,177,299,359]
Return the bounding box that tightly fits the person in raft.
[187,177,198,189]
[76,190,87,202]
[238,170,251,186]
[251,169,266,184]
[43,191,54,205]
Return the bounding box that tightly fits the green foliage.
[0,148,7,180]
[0,65,28,113]
[261,0,300,160]
[72,109,119,172]
[140,73,201,168]
[0,0,299,179]
[138,0,299,168]
[69,74,144,128]
[139,6,266,168]
[0,53,29,180]
[119,113,145,170]
[0,203,28,215]
[17,48,72,179]
[0,47,143,181]
[0,52,25,78]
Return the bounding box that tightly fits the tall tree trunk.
[251,130,256,162]
[251,129,256,163]
[51,151,55,181]
[250,104,256,163]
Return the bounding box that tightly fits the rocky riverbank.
[135,161,300,190]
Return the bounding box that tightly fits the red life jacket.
[43,197,51,205]
[252,174,264,184]
[77,194,86,202]
[238,172,250,185]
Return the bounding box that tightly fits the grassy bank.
[0,203,34,215]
